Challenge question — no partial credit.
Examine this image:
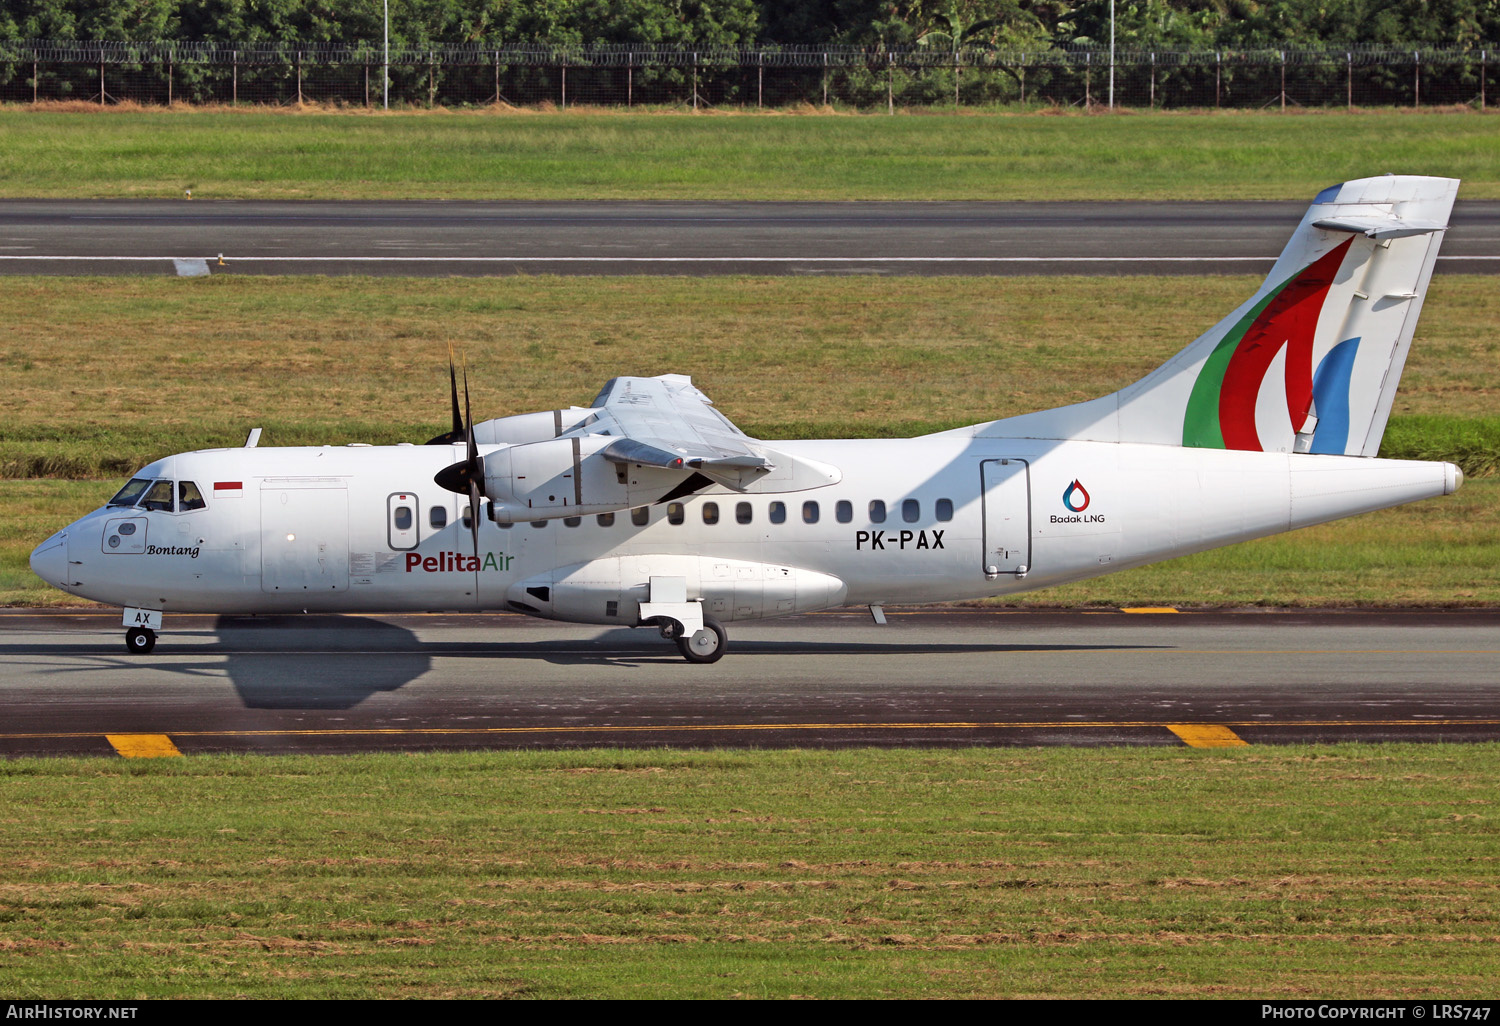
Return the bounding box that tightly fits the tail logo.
[1063,479,1091,512]
[1183,237,1354,452]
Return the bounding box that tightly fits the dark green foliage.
[0,1,1496,49]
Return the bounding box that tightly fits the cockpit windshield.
[107,478,152,507]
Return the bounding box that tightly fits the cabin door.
[980,458,1031,579]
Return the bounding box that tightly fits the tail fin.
[977,175,1457,455]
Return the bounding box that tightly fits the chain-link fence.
[0,41,1495,111]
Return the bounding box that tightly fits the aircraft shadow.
[210,615,431,709]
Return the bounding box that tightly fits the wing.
[454,374,840,523]
[574,374,835,492]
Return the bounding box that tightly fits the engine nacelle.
[481,436,694,523]
[506,555,848,625]
[471,407,596,446]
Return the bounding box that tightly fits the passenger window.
[108,478,152,508]
[769,501,786,525]
[430,506,448,529]
[563,516,581,528]
[498,520,512,530]
[667,503,685,525]
[702,502,719,525]
[631,506,649,526]
[529,519,547,529]
[836,500,852,523]
[395,506,413,530]
[462,505,474,530]
[903,499,920,523]
[178,481,207,511]
[736,502,752,525]
[936,498,954,522]
[597,512,615,527]
[803,501,819,524]
[142,479,174,512]
[869,500,887,524]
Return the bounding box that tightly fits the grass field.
[4,273,1496,607]
[3,274,1496,472]
[2,107,1499,201]
[1,746,1496,999]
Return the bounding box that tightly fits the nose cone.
[30,532,68,589]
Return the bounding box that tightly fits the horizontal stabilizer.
[1311,215,1447,239]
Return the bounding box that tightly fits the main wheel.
[675,617,727,664]
[125,626,157,654]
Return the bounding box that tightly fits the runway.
[2,199,1499,276]
[2,608,1498,757]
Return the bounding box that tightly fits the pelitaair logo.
[1063,479,1091,512]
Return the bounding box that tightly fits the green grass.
[2,274,1497,477]
[2,108,1500,200]
[1,746,1497,998]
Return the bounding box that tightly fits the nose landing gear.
[125,626,157,654]
[122,607,162,654]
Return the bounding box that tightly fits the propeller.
[432,354,486,561]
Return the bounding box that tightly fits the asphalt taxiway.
[2,608,1497,757]
[2,199,1499,276]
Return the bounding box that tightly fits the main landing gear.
[657,615,728,664]
[125,626,157,654]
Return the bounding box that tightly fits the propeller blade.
[447,346,463,437]
[424,345,468,445]
[464,363,478,471]
[468,479,482,560]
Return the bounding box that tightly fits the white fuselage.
[31,434,1459,624]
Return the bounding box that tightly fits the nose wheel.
[675,617,727,664]
[125,627,157,654]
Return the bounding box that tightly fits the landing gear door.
[981,458,1031,579]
